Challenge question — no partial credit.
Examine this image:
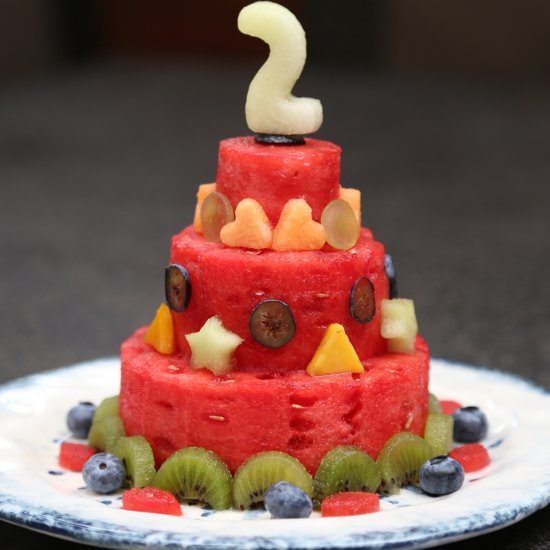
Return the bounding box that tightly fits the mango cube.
[144,303,175,355]
[306,323,364,376]
[193,182,216,232]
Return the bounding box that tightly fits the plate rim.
[0,357,549,550]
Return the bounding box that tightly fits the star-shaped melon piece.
[380,299,418,353]
[272,198,327,251]
[185,316,244,375]
[220,198,273,249]
[193,182,216,233]
[306,323,364,376]
[339,187,361,226]
[144,303,175,355]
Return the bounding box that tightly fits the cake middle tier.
[170,226,389,374]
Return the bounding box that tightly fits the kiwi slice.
[377,432,433,495]
[88,415,126,453]
[233,451,313,510]
[112,435,156,488]
[424,413,453,457]
[93,395,119,422]
[313,446,381,505]
[428,393,442,414]
[152,447,232,510]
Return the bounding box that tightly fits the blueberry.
[264,481,312,519]
[419,456,465,496]
[83,453,126,494]
[452,406,488,443]
[384,254,398,299]
[67,402,96,438]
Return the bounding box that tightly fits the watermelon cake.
[118,1,431,478]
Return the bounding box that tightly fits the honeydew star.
[185,316,244,375]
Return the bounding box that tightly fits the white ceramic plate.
[0,357,549,549]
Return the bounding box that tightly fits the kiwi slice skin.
[424,413,453,457]
[233,451,313,510]
[377,432,433,495]
[112,436,156,489]
[93,396,119,423]
[428,393,442,414]
[153,447,233,510]
[313,445,381,506]
[88,415,126,453]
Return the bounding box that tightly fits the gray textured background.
[1,61,549,548]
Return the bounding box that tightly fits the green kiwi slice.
[233,451,313,510]
[93,395,119,422]
[152,447,232,510]
[313,446,381,505]
[377,432,433,495]
[428,393,442,414]
[112,435,156,488]
[424,413,453,457]
[88,415,126,453]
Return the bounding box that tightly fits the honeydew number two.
[238,1,323,136]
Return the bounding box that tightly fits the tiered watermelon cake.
[119,1,430,476]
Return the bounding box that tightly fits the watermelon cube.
[58,442,96,472]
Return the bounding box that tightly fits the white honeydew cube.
[381,299,418,354]
[185,316,244,375]
[238,1,323,135]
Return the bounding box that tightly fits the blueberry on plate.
[67,402,96,439]
[83,453,126,494]
[419,456,465,496]
[264,481,313,519]
[452,406,488,443]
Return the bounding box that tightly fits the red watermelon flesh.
[120,329,429,474]
[171,226,388,374]
[216,137,341,224]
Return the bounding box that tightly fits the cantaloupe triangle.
[339,187,361,226]
[220,198,273,249]
[306,323,364,376]
[144,303,175,355]
[193,182,216,232]
[272,198,327,251]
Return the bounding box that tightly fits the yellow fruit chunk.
[339,187,361,225]
[220,198,273,249]
[185,316,244,375]
[381,299,418,354]
[193,182,216,232]
[306,323,364,376]
[144,303,175,355]
[272,198,327,251]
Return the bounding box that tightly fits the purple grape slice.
[249,300,296,348]
[165,264,191,312]
[349,276,375,323]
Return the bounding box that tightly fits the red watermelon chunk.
[58,442,96,472]
[170,226,387,374]
[120,330,429,474]
[449,444,490,473]
[321,492,380,517]
[122,487,183,516]
[216,136,341,224]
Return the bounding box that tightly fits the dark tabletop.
[1,60,549,549]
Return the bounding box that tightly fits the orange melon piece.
[144,303,175,355]
[220,198,273,250]
[272,198,327,251]
[339,187,361,225]
[193,183,216,232]
[306,323,364,376]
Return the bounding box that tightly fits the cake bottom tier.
[120,328,430,474]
